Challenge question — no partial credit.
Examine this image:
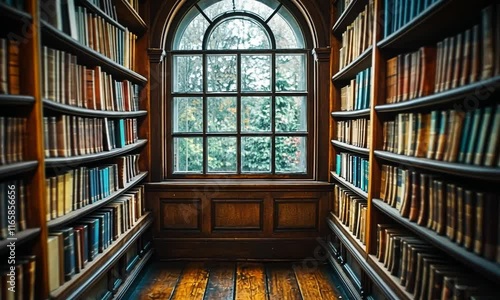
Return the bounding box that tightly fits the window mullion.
[271,53,276,174]
[237,53,242,174]
[203,53,208,174]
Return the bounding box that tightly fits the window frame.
[164,0,315,179]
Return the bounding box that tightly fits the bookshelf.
[328,0,500,298]
[0,0,152,298]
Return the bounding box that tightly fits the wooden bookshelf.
[76,0,126,30]
[328,0,500,297]
[0,228,41,254]
[113,249,153,299]
[45,139,147,168]
[43,99,148,118]
[49,212,153,300]
[331,140,369,156]
[0,161,38,179]
[0,1,32,23]
[48,172,148,228]
[113,0,147,34]
[0,95,36,106]
[372,198,500,282]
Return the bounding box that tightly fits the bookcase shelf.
[0,228,41,254]
[43,99,148,118]
[331,109,370,118]
[377,0,490,51]
[76,0,126,31]
[332,46,372,82]
[0,2,32,23]
[330,171,368,200]
[48,172,148,228]
[375,76,500,113]
[0,95,36,106]
[332,0,368,36]
[113,0,147,34]
[374,150,500,181]
[49,212,153,300]
[367,254,413,300]
[45,139,147,168]
[0,161,38,180]
[113,248,153,299]
[329,212,366,254]
[331,140,369,156]
[372,198,500,283]
[40,20,147,84]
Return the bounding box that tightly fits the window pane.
[173,137,203,173]
[208,137,237,172]
[207,55,237,92]
[242,55,271,91]
[275,136,306,173]
[242,137,271,173]
[276,54,306,91]
[207,97,237,132]
[268,7,304,49]
[175,8,210,50]
[173,97,203,133]
[173,55,203,92]
[275,96,307,132]
[201,0,279,21]
[207,18,271,50]
[241,96,271,132]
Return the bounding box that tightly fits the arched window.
[168,0,312,178]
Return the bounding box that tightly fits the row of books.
[41,0,138,69]
[339,67,371,111]
[334,0,353,17]
[47,188,145,292]
[45,154,142,221]
[380,164,499,262]
[42,46,141,111]
[335,152,369,193]
[43,116,138,158]
[338,0,373,70]
[383,0,439,38]
[0,181,27,239]
[382,104,500,167]
[385,5,500,104]
[87,0,118,21]
[0,256,35,300]
[376,225,495,299]
[336,118,370,148]
[126,0,140,14]
[333,185,367,245]
[0,39,19,95]
[0,117,26,165]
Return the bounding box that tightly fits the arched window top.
[173,0,305,50]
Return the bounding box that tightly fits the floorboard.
[124,261,346,300]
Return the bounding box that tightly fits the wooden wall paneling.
[160,198,202,231]
[274,198,319,231]
[212,199,263,231]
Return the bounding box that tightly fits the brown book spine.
[464,190,475,250]
[400,169,411,218]
[435,181,446,235]
[481,5,494,80]
[396,54,404,102]
[7,40,20,95]
[434,41,443,93]
[446,184,456,241]
[408,171,420,222]
[417,173,429,226]
[473,192,485,255]
[455,187,464,246]
[386,57,398,103]
[443,36,455,91]
[451,33,463,88]
[469,24,480,83]
[460,28,472,86]
[401,54,410,101]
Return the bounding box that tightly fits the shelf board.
[0,161,38,180]
[43,99,148,118]
[0,94,35,106]
[331,109,371,119]
[375,77,500,113]
[332,0,368,36]
[113,0,147,35]
[40,20,147,85]
[0,228,41,254]
[377,0,491,51]
[45,139,147,168]
[76,0,125,31]
[50,212,153,300]
[48,172,148,228]
[332,46,372,82]
[329,213,366,255]
[372,198,500,283]
[374,150,500,181]
[0,2,32,24]
[330,171,368,200]
[331,140,369,156]
[367,254,413,300]
[113,249,153,299]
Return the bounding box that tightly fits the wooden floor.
[125,261,346,300]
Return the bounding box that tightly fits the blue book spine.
[357,71,364,110]
[365,68,371,109]
[92,219,100,255]
[384,0,391,37]
[336,154,341,175]
[88,169,94,204]
[465,108,483,164]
